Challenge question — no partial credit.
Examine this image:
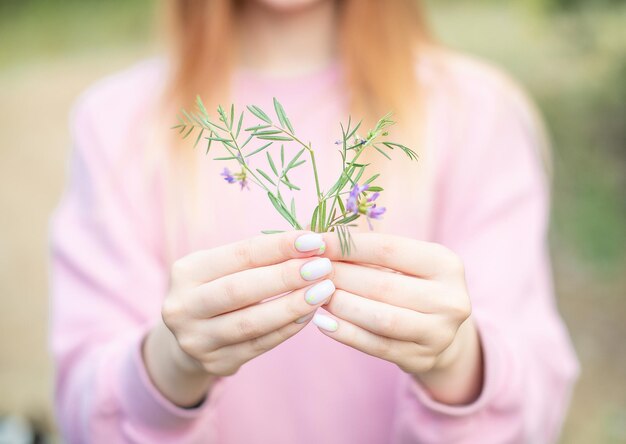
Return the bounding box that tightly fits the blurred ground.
[0,1,624,442]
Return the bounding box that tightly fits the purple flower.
[366,205,386,219]
[220,167,249,190]
[346,183,369,213]
[221,167,236,184]
[344,183,386,229]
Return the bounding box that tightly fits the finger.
[192,257,333,317]
[205,279,336,348]
[177,231,327,283]
[208,315,313,373]
[324,289,437,343]
[311,311,423,368]
[331,261,442,313]
[321,232,458,278]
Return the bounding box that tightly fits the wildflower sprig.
[174,96,418,255]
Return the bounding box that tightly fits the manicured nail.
[313,313,338,332]
[295,233,325,253]
[295,311,315,324]
[300,258,332,281]
[304,279,335,305]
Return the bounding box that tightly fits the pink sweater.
[49,54,579,443]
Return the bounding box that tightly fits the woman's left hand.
[320,232,484,405]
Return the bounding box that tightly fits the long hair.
[164,0,431,118]
[156,0,434,260]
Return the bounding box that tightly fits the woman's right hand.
[143,231,334,407]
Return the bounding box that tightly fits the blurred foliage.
[0,0,155,67]
[1,0,624,274]
[428,1,626,276]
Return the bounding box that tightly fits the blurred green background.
[0,0,624,442]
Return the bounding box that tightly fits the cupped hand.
[163,231,335,376]
[144,231,336,406]
[314,232,483,405]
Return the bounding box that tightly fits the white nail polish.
[295,233,325,252]
[295,311,315,324]
[304,279,336,305]
[300,258,332,281]
[313,313,338,332]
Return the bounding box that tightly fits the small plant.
[174,97,418,255]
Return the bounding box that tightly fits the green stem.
[271,125,324,230]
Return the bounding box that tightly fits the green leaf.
[273,97,294,133]
[336,194,346,214]
[245,142,272,157]
[247,105,272,124]
[207,136,233,143]
[334,213,360,225]
[256,168,276,186]
[346,119,362,141]
[290,197,297,219]
[256,135,293,142]
[367,186,383,192]
[213,156,239,160]
[288,160,306,170]
[280,177,301,191]
[235,111,244,138]
[193,128,204,148]
[195,95,209,117]
[266,151,278,176]
[310,205,319,232]
[286,148,306,171]
[374,146,392,160]
[245,124,271,131]
[182,126,194,139]
[364,173,380,185]
[267,192,299,228]
[252,130,282,136]
[240,133,254,148]
[280,145,285,168]
[261,230,285,234]
[354,166,366,183]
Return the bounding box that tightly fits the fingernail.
[295,311,315,324]
[304,279,335,305]
[313,313,338,332]
[300,258,332,281]
[295,233,325,253]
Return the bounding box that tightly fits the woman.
[49,0,579,442]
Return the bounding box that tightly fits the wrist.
[143,320,217,407]
[412,318,484,405]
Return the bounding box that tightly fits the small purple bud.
[221,167,236,184]
[367,192,379,203]
[366,205,386,220]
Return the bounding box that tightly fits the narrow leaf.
[235,111,244,138]
[256,135,293,142]
[193,128,204,148]
[364,173,380,185]
[247,105,272,124]
[374,146,392,160]
[286,148,306,170]
[273,97,294,133]
[266,151,278,176]
[256,169,276,186]
[310,206,319,232]
[244,142,272,157]
[280,177,301,191]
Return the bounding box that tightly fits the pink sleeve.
[391,80,579,443]
[49,92,220,443]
